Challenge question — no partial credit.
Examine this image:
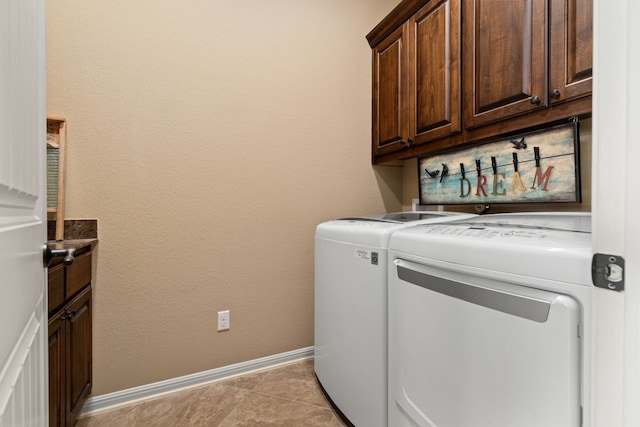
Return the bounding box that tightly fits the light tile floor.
[76,359,351,427]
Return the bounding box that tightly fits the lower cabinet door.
[66,286,92,426]
[48,312,66,427]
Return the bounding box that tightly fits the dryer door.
[389,259,582,427]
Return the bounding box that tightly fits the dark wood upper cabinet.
[368,0,592,164]
[463,0,547,128]
[371,0,460,158]
[410,0,461,144]
[372,23,409,157]
[549,0,593,103]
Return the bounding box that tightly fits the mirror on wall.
[46,116,67,241]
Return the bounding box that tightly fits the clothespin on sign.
[460,163,466,180]
[534,147,541,167]
[475,159,482,177]
[440,163,449,183]
[491,156,497,175]
[512,153,519,173]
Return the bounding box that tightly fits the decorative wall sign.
[418,121,581,205]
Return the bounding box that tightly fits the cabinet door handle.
[530,96,541,105]
[62,310,76,321]
[550,89,561,99]
[400,138,414,148]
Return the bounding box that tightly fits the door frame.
[592,0,640,425]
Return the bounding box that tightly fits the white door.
[0,0,48,425]
[592,0,640,425]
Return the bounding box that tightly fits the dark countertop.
[47,238,98,252]
[46,239,97,268]
[47,220,98,267]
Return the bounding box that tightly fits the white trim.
[80,346,315,417]
[592,0,640,425]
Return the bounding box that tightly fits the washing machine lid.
[388,212,592,286]
[315,212,476,248]
[341,211,465,223]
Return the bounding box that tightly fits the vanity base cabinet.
[48,250,92,427]
[48,310,65,427]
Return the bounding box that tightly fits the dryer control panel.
[423,224,552,240]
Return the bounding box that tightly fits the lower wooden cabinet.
[48,249,93,427]
[48,308,65,427]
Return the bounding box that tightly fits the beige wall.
[46,0,401,395]
[402,119,593,213]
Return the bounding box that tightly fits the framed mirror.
[46,116,67,241]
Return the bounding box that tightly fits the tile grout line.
[250,389,334,411]
[214,362,336,426]
[210,386,335,427]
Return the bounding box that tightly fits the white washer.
[314,211,476,427]
[387,212,592,427]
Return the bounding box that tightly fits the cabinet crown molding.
[366,0,430,47]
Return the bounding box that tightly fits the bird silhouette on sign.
[511,137,527,149]
[424,167,439,178]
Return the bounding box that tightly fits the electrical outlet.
[218,310,230,331]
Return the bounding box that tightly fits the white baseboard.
[81,346,315,417]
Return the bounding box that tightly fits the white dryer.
[387,212,592,427]
[314,211,476,427]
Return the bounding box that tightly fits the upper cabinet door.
[463,0,547,129]
[410,0,461,144]
[372,23,409,157]
[549,0,593,104]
